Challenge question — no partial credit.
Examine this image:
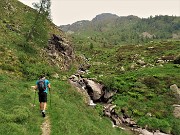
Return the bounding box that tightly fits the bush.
[142,76,159,88]
[137,117,171,133]
[170,118,180,135]
[174,55,180,64]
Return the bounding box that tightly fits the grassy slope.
[50,80,128,135]
[0,0,129,135]
[72,37,180,134]
[0,73,130,135]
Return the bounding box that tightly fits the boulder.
[140,129,153,135]
[137,59,146,66]
[173,104,180,118]
[84,79,104,101]
[154,130,171,135]
[51,73,59,79]
[103,104,122,126]
[69,75,79,82]
[103,90,116,101]
[170,84,180,99]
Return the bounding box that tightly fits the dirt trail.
[41,116,51,135]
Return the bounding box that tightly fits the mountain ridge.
[60,13,180,46]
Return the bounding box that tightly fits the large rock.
[84,79,104,101]
[140,129,153,135]
[137,59,146,66]
[103,90,116,102]
[173,104,180,118]
[154,130,171,135]
[170,84,180,99]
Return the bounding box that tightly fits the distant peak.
[92,13,119,22]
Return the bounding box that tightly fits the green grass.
[73,39,180,134]
[49,80,129,135]
[1,0,180,135]
[0,73,130,135]
[0,74,43,135]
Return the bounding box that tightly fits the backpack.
[37,80,46,93]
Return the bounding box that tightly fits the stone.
[84,79,104,101]
[170,84,180,99]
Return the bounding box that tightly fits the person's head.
[39,74,45,80]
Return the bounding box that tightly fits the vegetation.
[66,14,180,134]
[72,39,180,134]
[0,0,129,135]
[1,0,180,135]
[61,13,180,47]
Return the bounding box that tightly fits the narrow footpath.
[41,116,51,135]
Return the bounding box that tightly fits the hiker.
[34,75,51,117]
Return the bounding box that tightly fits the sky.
[19,0,180,26]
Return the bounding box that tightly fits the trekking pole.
[49,88,52,109]
[33,90,36,109]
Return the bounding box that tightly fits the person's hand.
[31,86,37,91]
[31,86,35,89]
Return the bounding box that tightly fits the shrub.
[95,104,104,116]
[137,117,171,134]
[142,76,159,88]
[102,76,116,91]
[169,118,180,135]
[174,55,180,64]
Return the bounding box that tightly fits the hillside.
[60,13,180,46]
[60,14,180,135]
[0,0,130,135]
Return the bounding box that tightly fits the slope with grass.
[61,13,180,46]
[63,12,180,135]
[73,39,180,134]
[0,0,131,135]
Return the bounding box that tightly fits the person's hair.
[39,74,45,79]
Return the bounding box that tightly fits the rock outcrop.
[47,34,75,70]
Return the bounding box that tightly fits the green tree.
[26,0,51,42]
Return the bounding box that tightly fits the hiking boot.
[42,111,46,117]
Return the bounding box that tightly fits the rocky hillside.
[0,1,135,135]
[0,0,75,80]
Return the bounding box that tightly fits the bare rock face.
[47,34,75,70]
